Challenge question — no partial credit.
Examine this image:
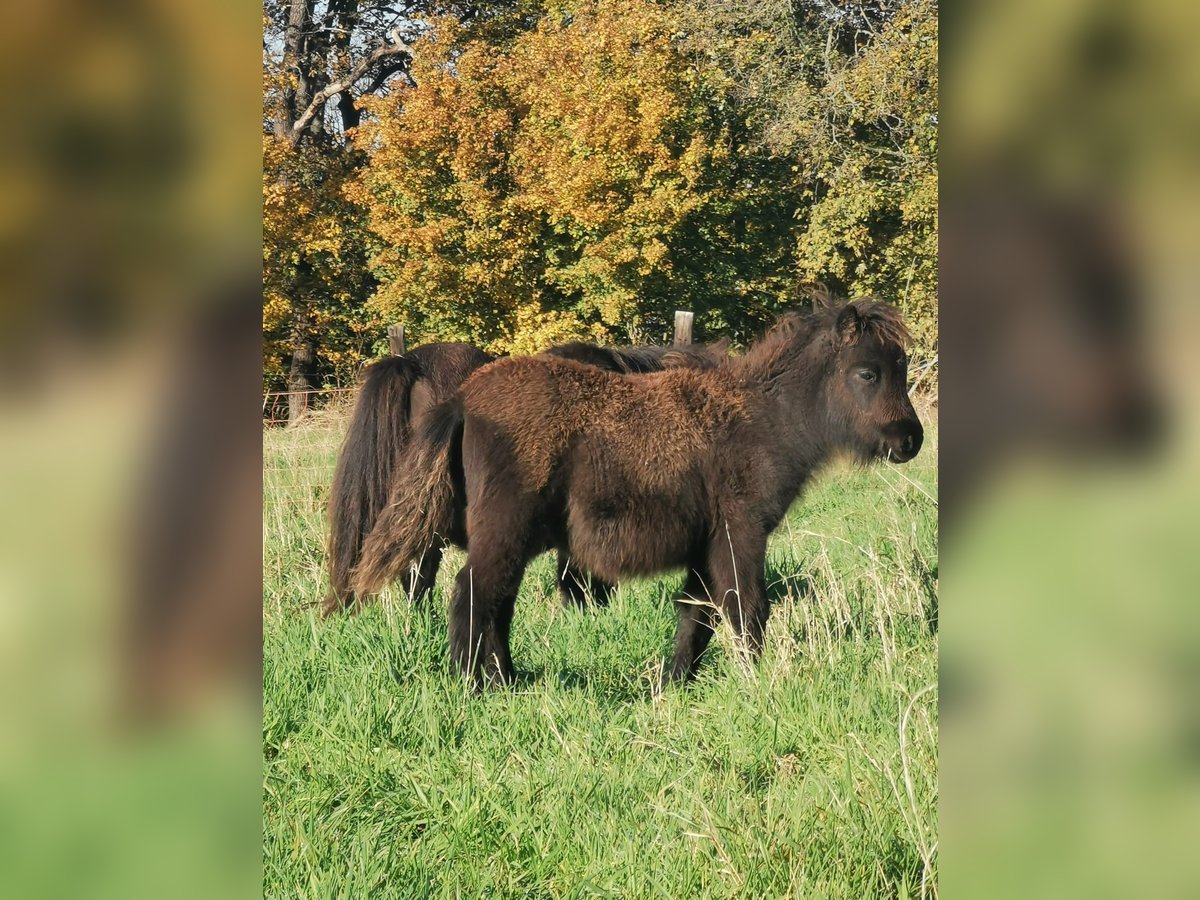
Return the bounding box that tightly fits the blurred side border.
[0,1,263,897]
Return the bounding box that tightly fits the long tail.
[348,399,464,601]
[325,356,425,613]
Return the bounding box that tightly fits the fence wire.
[262,386,356,426]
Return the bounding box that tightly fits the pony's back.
[546,340,727,374]
[457,354,747,497]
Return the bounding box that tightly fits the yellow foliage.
[262,134,378,385]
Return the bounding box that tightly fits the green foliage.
[264,412,939,897]
[678,0,939,354]
[798,0,938,353]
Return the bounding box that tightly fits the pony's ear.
[835,305,863,347]
[803,281,839,310]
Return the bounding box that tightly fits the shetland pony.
[325,340,725,613]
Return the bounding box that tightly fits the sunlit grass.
[263,405,938,898]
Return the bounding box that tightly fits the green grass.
[263,405,938,899]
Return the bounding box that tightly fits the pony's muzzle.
[884,420,923,463]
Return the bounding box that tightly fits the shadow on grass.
[765,557,814,608]
[917,558,938,634]
[372,548,933,702]
[512,664,654,706]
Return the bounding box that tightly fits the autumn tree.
[348,0,799,353]
[262,0,938,395]
[262,4,414,417]
[262,138,379,395]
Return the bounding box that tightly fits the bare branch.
[362,58,413,96]
[287,36,413,145]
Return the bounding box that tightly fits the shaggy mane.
[852,298,913,349]
[744,298,911,379]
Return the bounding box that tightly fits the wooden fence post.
[673,310,694,346]
[388,325,406,355]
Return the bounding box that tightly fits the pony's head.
[826,301,923,463]
[755,298,923,464]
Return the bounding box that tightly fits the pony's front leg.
[405,535,445,606]
[707,529,769,668]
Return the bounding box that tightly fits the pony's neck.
[734,319,821,385]
[733,342,836,497]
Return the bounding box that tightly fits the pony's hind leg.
[450,416,535,688]
[589,576,614,607]
[449,557,523,688]
[448,502,532,688]
[556,549,614,609]
[663,568,718,686]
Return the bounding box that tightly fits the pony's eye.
[857,369,878,384]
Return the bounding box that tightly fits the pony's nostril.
[892,424,923,459]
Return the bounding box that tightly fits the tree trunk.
[287,307,316,425]
[275,0,314,140]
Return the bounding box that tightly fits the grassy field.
[263,404,938,899]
